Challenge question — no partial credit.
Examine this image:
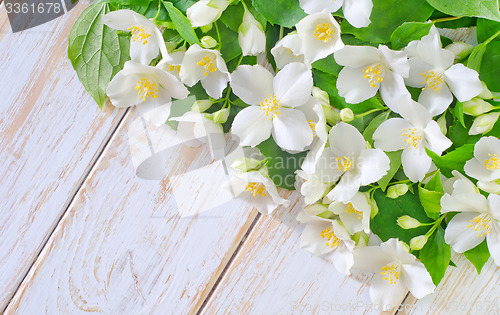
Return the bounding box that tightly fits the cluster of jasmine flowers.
[101,0,500,310]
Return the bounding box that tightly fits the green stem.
[355,108,384,119]
[279,26,284,41]
[432,16,463,24]
[215,21,222,45]
[426,214,447,237]
[153,0,163,22]
[390,179,411,185]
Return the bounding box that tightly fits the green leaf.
[169,0,197,14]
[68,1,130,109]
[390,22,433,50]
[477,18,500,43]
[464,240,491,273]
[371,189,433,244]
[220,2,244,32]
[377,151,402,191]
[420,226,451,285]
[252,0,306,27]
[425,145,475,177]
[363,111,390,145]
[424,170,444,193]
[454,101,466,128]
[215,21,242,62]
[341,0,434,44]
[425,0,500,22]
[312,70,385,113]
[257,138,307,190]
[480,41,500,92]
[419,172,443,221]
[163,1,200,44]
[312,54,342,75]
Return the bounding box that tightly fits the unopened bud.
[201,35,217,48]
[231,157,265,172]
[478,82,495,100]
[410,235,428,250]
[312,87,330,106]
[340,108,354,122]
[469,112,500,135]
[397,215,423,229]
[370,198,379,219]
[323,105,340,124]
[387,184,409,199]
[212,108,230,123]
[463,98,494,116]
[437,114,447,135]
[192,100,213,112]
[445,42,474,61]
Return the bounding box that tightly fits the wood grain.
[398,254,500,315]
[0,1,126,310]
[4,109,264,314]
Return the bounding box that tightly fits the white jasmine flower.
[238,5,266,56]
[271,32,305,69]
[469,112,500,135]
[464,137,500,193]
[169,110,223,144]
[186,0,231,27]
[334,45,409,112]
[103,10,168,65]
[230,62,314,151]
[405,26,482,116]
[296,11,344,64]
[299,99,328,173]
[107,61,189,126]
[296,170,330,205]
[157,49,185,80]
[353,239,436,310]
[373,97,452,182]
[297,204,355,275]
[441,175,500,266]
[179,44,230,99]
[316,122,390,202]
[328,192,371,234]
[298,0,373,28]
[226,170,289,215]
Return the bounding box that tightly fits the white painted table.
[1,2,499,314]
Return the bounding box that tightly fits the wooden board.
[4,109,263,314]
[0,2,126,309]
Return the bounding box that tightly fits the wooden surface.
[1,2,499,314]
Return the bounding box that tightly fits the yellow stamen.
[336,156,353,172]
[259,94,281,120]
[467,214,492,238]
[420,71,444,93]
[320,227,340,248]
[402,128,422,150]
[484,154,500,170]
[308,120,316,137]
[314,23,335,42]
[197,55,217,76]
[128,25,151,45]
[380,264,400,285]
[363,64,383,88]
[245,182,267,197]
[168,64,181,74]
[135,78,159,101]
[345,202,362,219]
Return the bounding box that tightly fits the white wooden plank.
[4,109,263,314]
[0,2,126,309]
[201,192,402,315]
[398,253,500,315]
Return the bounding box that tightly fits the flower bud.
[445,42,474,61]
[463,98,494,116]
[387,184,409,199]
[231,157,265,172]
[212,108,230,123]
[478,82,495,100]
[352,231,369,247]
[200,23,213,33]
[410,235,428,250]
[238,6,266,56]
[191,100,213,112]
[186,0,230,27]
[397,215,422,229]
[469,112,500,135]
[322,105,340,124]
[370,198,379,219]
[201,35,218,49]
[436,114,447,135]
[312,87,330,106]
[340,108,354,122]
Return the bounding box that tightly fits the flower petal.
[418,83,453,116]
[327,171,361,202]
[401,262,435,299]
[300,222,336,255]
[342,0,373,28]
[201,70,229,99]
[423,121,452,155]
[353,246,392,273]
[231,106,272,147]
[357,148,390,185]
[379,70,410,113]
[444,212,486,253]
[299,0,343,14]
[230,64,274,105]
[373,118,409,151]
[274,62,313,108]
[337,66,378,103]
[487,222,500,266]
[315,149,344,183]
[370,273,408,311]
[328,122,366,158]
[334,45,380,68]
[444,63,482,102]
[272,107,313,151]
[401,147,432,182]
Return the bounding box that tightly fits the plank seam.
[395,291,411,314]
[2,107,130,314]
[194,212,263,315]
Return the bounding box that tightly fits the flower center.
[314,23,335,42]
[128,25,151,45]
[336,156,353,172]
[168,64,181,74]
[420,71,444,93]
[363,64,383,88]
[345,202,362,219]
[135,78,159,101]
[380,264,400,285]
[197,55,217,76]
[245,182,267,197]
[320,227,340,248]
[402,128,422,150]
[467,214,492,238]
[484,154,500,171]
[259,94,281,119]
[308,120,316,137]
